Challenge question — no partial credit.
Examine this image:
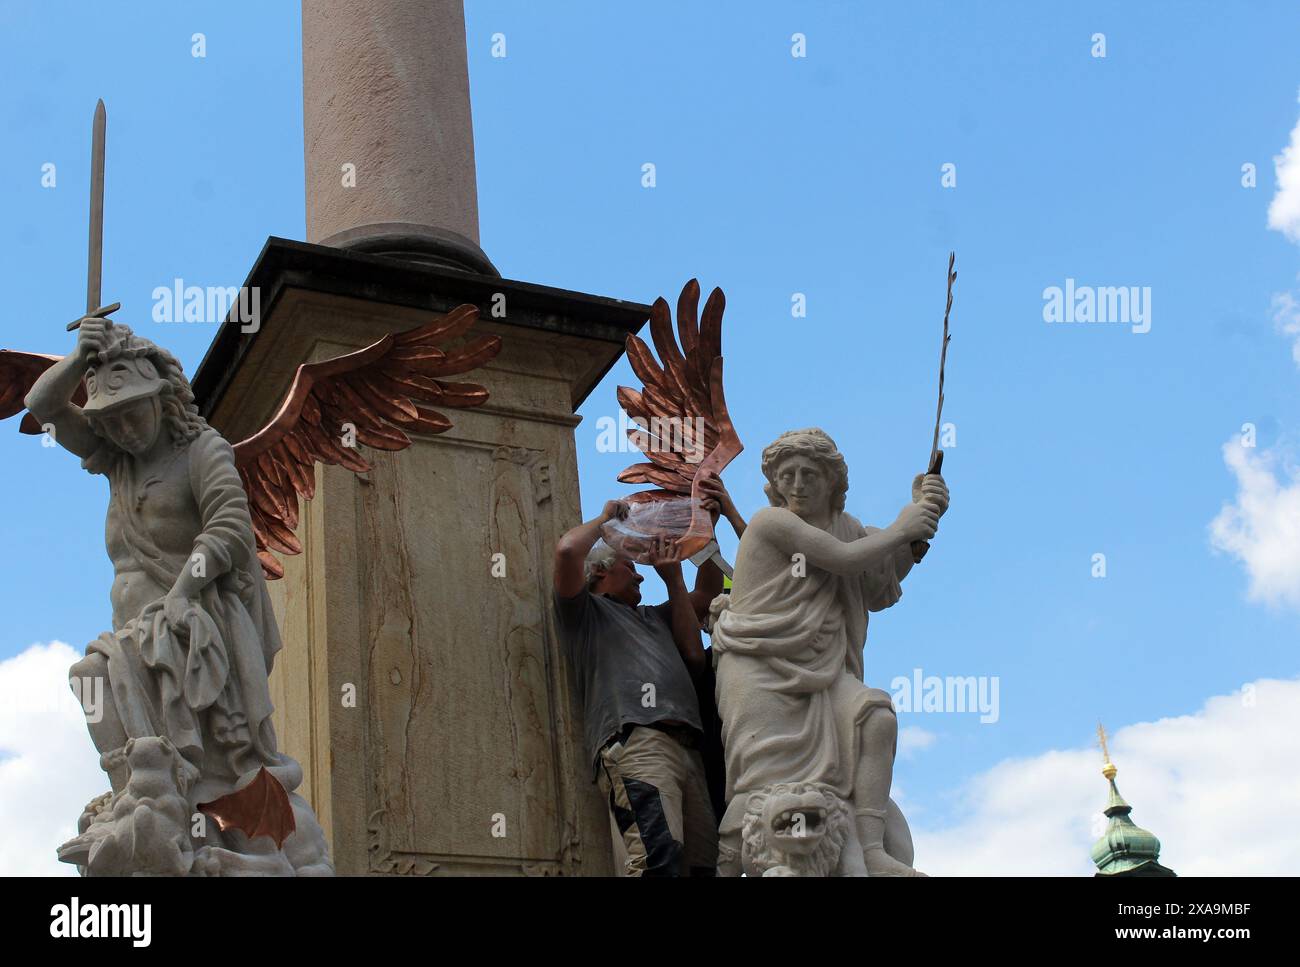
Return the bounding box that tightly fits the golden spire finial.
[1097,723,1117,780]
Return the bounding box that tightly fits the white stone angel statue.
[710,428,949,876]
[2,303,499,875]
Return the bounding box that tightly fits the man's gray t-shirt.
[554,590,703,771]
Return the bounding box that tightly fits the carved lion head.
[740,781,851,877]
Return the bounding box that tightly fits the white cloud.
[1271,290,1300,368]
[898,726,937,760]
[913,678,1300,875]
[1209,440,1300,611]
[1267,94,1300,243]
[0,641,105,876]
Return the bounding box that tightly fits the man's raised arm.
[553,499,627,598]
[689,472,747,622]
[654,555,706,674]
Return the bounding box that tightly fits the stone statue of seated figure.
[709,428,948,876]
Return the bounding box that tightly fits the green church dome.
[1090,760,1176,877]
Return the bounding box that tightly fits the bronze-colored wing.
[232,305,502,579]
[197,766,296,849]
[0,350,88,433]
[616,279,743,559]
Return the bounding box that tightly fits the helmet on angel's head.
[83,325,169,415]
[80,324,207,449]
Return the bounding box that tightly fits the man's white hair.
[584,539,619,589]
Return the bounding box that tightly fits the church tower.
[1090,726,1176,877]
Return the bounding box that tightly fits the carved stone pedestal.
[193,238,648,874]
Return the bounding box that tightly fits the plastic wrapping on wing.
[598,497,700,564]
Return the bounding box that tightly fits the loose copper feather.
[615,280,743,559]
[197,767,296,850]
[233,305,502,579]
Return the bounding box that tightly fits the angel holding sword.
[604,264,957,877]
[7,299,501,875]
[1,100,505,875]
[21,312,331,873]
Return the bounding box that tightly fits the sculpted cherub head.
[761,428,849,523]
[82,324,208,456]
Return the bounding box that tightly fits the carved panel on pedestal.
[356,435,580,874]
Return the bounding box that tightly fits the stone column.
[302,0,495,274]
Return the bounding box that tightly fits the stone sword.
[911,251,955,563]
[67,99,119,333]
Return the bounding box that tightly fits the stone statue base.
[724,782,915,877]
[57,736,332,877]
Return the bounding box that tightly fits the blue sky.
[1,0,1298,872]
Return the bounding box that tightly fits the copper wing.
[196,767,296,849]
[232,305,501,579]
[0,351,87,433]
[615,279,743,559]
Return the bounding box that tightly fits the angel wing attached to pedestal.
[0,304,501,579]
[607,279,743,562]
[231,305,500,578]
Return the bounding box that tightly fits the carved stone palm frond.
[232,305,502,579]
[616,279,743,559]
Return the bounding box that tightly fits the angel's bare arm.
[747,502,937,577]
[23,321,103,459]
